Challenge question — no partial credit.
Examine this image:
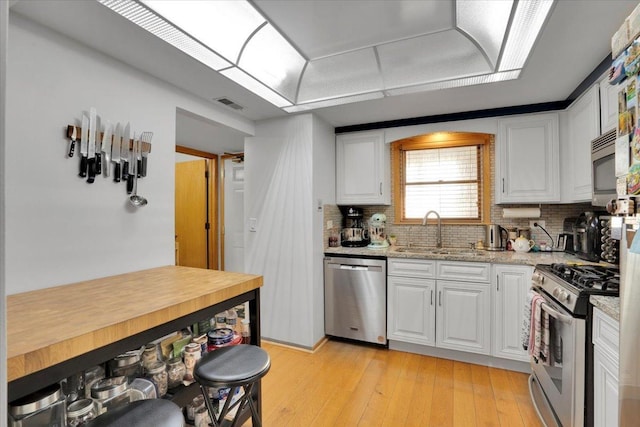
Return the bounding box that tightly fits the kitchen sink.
[393,247,485,256]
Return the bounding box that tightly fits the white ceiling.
[9,0,640,153]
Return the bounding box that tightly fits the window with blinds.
[391,132,492,224]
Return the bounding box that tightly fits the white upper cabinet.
[565,85,600,202]
[599,72,619,134]
[496,113,561,203]
[336,130,390,205]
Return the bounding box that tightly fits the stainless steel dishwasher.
[324,256,387,345]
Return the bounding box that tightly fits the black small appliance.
[339,206,369,247]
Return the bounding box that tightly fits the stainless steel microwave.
[591,129,617,207]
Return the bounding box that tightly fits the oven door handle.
[540,301,573,325]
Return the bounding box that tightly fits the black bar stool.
[194,344,270,427]
[85,399,184,427]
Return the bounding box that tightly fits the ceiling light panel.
[254,0,454,59]
[378,30,492,89]
[141,0,264,63]
[220,67,292,108]
[283,92,385,113]
[499,0,555,71]
[385,70,521,96]
[238,24,306,101]
[99,0,230,70]
[297,49,384,104]
[456,0,514,68]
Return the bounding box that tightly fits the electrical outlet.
[530,220,545,229]
[327,220,333,230]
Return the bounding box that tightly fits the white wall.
[245,114,333,348]
[312,118,335,343]
[1,0,8,421]
[5,13,254,295]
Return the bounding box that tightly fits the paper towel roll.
[502,208,541,218]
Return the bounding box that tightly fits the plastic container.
[66,399,97,426]
[225,309,239,334]
[129,378,157,400]
[91,376,139,415]
[207,328,234,349]
[9,384,66,427]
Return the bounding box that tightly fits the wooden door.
[175,160,208,268]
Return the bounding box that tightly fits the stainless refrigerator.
[619,216,640,426]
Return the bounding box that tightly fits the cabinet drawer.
[437,261,490,283]
[593,307,619,356]
[388,258,436,278]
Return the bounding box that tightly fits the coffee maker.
[340,206,369,247]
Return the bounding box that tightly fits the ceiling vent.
[215,97,244,111]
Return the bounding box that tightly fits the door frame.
[219,153,244,271]
[176,145,219,270]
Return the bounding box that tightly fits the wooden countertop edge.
[7,266,263,382]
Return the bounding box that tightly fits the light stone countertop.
[324,245,597,266]
[590,295,620,321]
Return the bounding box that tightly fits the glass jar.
[183,342,202,383]
[108,350,142,382]
[141,344,159,372]
[192,334,208,355]
[91,376,135,415]
[194,406,211,427]
[145,360,168,397]
[241,319,251,344]
[66,398,97,426]
[186,395,205,422]
[9,384,66,427]
[166,357,186,389]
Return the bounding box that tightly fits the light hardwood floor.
[254,340,543,427]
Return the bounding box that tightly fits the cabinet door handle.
[430,290,433,305]
[496,275,500,291]
[379,182,382,195]
[502,178,505,193]
[439,291,442,306]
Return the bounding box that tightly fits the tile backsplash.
[323,202,593,249]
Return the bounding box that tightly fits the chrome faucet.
[422,210,442,248]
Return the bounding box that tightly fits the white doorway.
[222,155,244,272]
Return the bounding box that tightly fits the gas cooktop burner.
[547,263,620,292]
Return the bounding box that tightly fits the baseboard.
[389,340,531,373]
[261,336,329,354]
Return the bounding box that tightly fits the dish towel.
[521,289,536,350]
[528,293,545,360]
[541,310,551,364]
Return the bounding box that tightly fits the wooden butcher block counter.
[7,266,263,402]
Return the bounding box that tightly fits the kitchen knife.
[79,114,88,177]
[87,107,97,183]
[68,126,77,158]
[101,121,113,178]
[121,123,130,181]
[112,123,122,182]
[136,136,142,178]
[127,133,136,194]
[95,116,102,176]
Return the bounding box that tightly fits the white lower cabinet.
[592,307,619,427]
[388,258,491,355]
[492,264,533,362]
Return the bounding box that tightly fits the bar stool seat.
[85,399,184,427]
[194,344,270,427]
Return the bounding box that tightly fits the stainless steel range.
[528,263,620,427]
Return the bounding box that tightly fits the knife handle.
[126,174,134,194]
[137,159,142,178]
[68,140,76,158]
[87,159,96,184]
[96,153,102,175]
[114,163,121,183]
[79,156,88,178]
[141,157,147,177]
[122,161,129,180]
